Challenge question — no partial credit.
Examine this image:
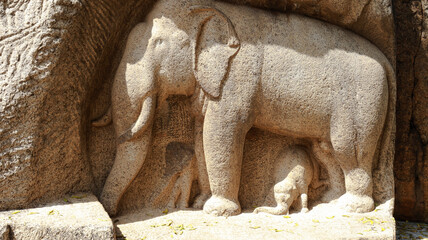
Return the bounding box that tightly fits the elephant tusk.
[117,93,156,145]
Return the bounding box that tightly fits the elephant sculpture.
[92,0,395,217]
[254,146,322,215]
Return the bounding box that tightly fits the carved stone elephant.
[254,146,315,215]
[93,0,395,217]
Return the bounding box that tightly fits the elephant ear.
[190,6,240,98]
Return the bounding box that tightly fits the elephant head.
[115,3,241,143]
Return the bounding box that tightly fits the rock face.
[91,0,395,218]
[0,193,114,240]
[0,0,158,210]
[0,0,424,224]
[394,0,428,222]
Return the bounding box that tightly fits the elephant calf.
[254,146,313,215]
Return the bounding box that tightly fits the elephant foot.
[193,193,210,209]
[338,192,374,213]
[203,195,240,217]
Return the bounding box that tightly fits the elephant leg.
[193,120,211,209]
[202,107,252,216]
[300,192,309,213]
[100,130,152,216]
[167,176,182,209]
[312,140,345,202]
[176,163,194,208]
[330,115,374,213]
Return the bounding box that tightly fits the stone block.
[0,193,114,240]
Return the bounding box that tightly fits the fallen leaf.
[71,195,87,199]
[48,210,58,215]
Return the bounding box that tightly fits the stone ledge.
[115,206,395,240]
[0,193,114,240]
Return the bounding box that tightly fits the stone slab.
[0,193,114,240]
[115,206,395,240]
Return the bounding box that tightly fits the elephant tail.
[92,106,112,127]
[372,60,396,214]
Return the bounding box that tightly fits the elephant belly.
[255,56,334,140]
[254,98,331,140]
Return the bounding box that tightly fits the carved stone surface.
[89,0,396,220]
[114,208,395,240]
[0,0,399,217]
[254,146,316,215]
[394,0,428,222]
[0,193,114,240]
[9,0,428,239]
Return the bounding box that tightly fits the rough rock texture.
[0,193,114,240]
[393,0,428,222]
[0,0,157,210]
[224,0,395,64]
[0,0,400,221]
[115,208,395,240]
[102,0,395,218]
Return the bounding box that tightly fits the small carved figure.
[154,142,197,209]
[153,127,210,209]
[93,0,395,216]
[254,146,313,215]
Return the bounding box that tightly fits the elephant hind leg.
[312,140,345,202]
[100,131,152,216]
[330,116,375,213]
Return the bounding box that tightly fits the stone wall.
[0,0,427,221]
[394,0,428,222]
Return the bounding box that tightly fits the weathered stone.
[0,0,158,210]
[393,0,428,222]
[223,0,395,64]
[0,223,10,240]
[115,208,395,240]
[0,0,398,222]
[93,0,395,219]
[0,193,114,240]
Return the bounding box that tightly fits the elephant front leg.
[100,130,152,216]
[193,120,211,209]
[202,110,251,217]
